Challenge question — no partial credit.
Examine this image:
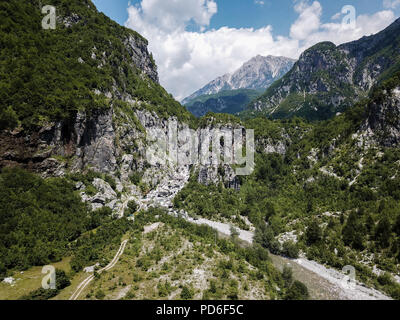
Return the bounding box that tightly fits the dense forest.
[0,0,194,132]
[0,167,128,278]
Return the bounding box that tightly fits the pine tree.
[375,216,392,248]
[306,220,321,245]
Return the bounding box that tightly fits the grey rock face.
[81,178,118,211]
[36,109,118,174]
[364,87,400,147]
[257,137,288,155]
[74,110,117,172]
[123,35,159,84]
[197,164,240,190]
[60,13,82,28]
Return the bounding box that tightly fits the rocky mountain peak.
[182,55,296,105]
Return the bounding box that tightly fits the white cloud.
[331,12,342,20]
[254,0,265,6]
[290,1,322,40]
[290,2,395,51]
[383,0,400,9]
[125,0,396,101]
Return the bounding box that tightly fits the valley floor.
[134,166,392,300]
[0,166,392,300]
[185,215,391,300]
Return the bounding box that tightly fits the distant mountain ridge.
[182,55,295,116]
[185,89,263,117]
[182,55,296,105]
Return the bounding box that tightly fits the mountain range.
[182,55,295,116]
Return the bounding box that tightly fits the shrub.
[378,272,394,286]
[125,200,139,216]
[282,265,293,288]
[282,241,299,259]
[0,106,19,130]
[180,286,193,300]
[285,281,309,300]
[375,216,392,248]
[306,220,322,245]
[129,172,142,185]
[19,269,70,300]
[95,290,106,300]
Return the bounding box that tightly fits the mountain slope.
[0,0,196,175]
[0,0,193,131]
[185,89,262,117]
[248,18,400,120]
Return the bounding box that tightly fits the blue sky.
[93,0,399,35]
[91,0,400,100]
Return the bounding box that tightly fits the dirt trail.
[69,239,128,300]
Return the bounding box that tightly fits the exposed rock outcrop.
[365,87,400,147]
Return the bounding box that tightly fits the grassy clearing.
[0,257,71,300]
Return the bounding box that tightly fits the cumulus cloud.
[383,0,400,9]
[331,12,342,20]
[290,2,395,50]
[254,0,265,6]
[125,0,396,101]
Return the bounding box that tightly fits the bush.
[282,241,299,259]
[95,290,105,300]
[180,286,193,300]
[125,200,139,216]
[19,288,58,300]
[285,280,309,300]
[230,225,240,239]
[254,225,281,254]
[104,175,117,191]
[306,220,322,245]
[378,272,394,286]
[227,287,239,300]
[282,265,293,288]
[0,106,19,130]
[269,239,281,255]
[55,269,71,290]
[375,216,392,248]
[129,172,142,185]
